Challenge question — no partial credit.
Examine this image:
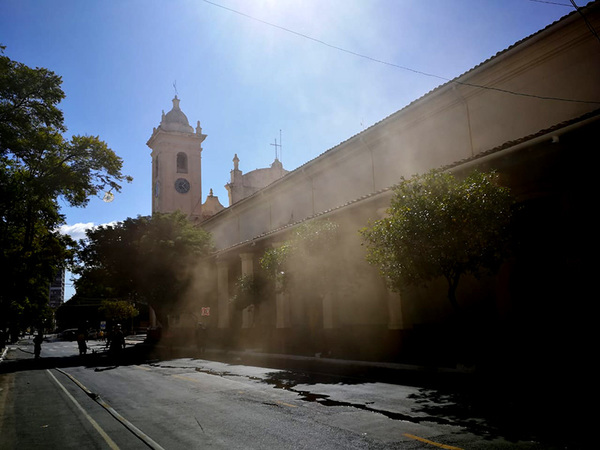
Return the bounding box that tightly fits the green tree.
[260,242,293,291]
[260,219,339,293]
[74,212,213,328]
[99,300,139,325]
[360,170,515,312]
[0,46,131,336]
[229,274,265,310]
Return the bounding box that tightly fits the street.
[0,337,583,449]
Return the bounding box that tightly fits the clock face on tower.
[174,178,190,193]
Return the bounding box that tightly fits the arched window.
[177,152,188,173]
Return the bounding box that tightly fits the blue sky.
[1,0,575,298]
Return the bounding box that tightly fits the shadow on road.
[1,340,590,449]
[0,344,157,375]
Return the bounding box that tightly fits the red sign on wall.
[201,307,210,316]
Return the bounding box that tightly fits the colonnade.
[214,249,405,332]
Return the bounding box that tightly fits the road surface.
[0,336,581,449]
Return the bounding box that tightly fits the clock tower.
[147,96,207,220]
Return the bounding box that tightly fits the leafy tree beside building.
[361,170,515,313]
[260,219,339,294]
[73,212,214,329]
[0,45,131,337]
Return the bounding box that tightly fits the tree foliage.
[260,219,339,293]
[229,274,266,310]
[73,212,213,327]
[0,46,131,334]
[99,300,139,323]
[361,170,515,311]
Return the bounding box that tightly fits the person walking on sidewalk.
[33,332,43,358]
[108,324,125,363]
[77,327,88,355]
[195,323,207,355]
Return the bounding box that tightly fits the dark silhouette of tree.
[0,45,131,336]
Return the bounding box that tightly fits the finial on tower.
[270,130,283,162]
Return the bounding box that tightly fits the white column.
[271,243,291,329]
[239,252,254,276]
[275,278,291,329]
[149,305,157,327]
[239,253,254,328]
[322,291,336,329]
[387,289,405,330]
[217,260,230,329]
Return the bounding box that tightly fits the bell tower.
[147,96,207,220]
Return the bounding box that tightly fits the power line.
[570,0,600,46]
[201,0,600,105]
[529,0,573,7]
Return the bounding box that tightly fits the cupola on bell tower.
[147,96,207,220]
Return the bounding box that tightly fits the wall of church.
[193,5,600,363]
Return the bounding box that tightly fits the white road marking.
[46,369,120,450]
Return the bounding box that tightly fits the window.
[177,152,188,173]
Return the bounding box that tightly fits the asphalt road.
[0,337,587,449]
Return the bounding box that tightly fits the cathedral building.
[148,3,599,364]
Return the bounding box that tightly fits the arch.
[177,152,188,173]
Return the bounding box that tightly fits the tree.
[260,219,339,293]
[0,45,131,336]
[99,300,139,325]
[360,170,515,312]
[73,212,213,328]
[229,274,266,311]
[260,242,293,292]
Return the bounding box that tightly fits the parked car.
[57,328,78,341]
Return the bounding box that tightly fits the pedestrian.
[195,323,207,355]
[109,324,125,362]
[76,328,87,355]
[33,332,43,358]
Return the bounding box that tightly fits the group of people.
[78,325,126,361]
[29,325,126,361]
[105,325,126,359]
[27,323,208,361]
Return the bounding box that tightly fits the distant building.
[48,268,65,309]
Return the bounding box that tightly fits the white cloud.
[58,221,118,241]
